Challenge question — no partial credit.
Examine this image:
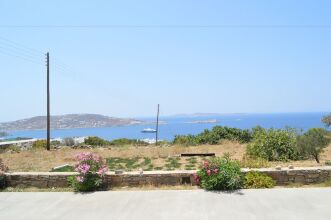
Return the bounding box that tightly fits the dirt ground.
[1,140,331,172]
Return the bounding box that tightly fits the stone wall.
[4,167,331,188]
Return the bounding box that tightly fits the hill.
[0,114,143,131]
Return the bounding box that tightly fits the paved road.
[1,188,331,220]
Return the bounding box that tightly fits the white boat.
[141,128,157,133]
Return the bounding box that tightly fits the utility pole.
[46,52,50,151]
[155,104,160,145]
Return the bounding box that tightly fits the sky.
[0,0,331,122]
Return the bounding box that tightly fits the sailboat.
[141,104,160,145]
[141,128,157,133]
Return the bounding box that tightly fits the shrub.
[32,140,47,149]
[51,140,61,146]
[63,137,75,146]
[322,114,331,128]
[84,136,109,146]
[0,144,21,153]
[68,152,108,191]
[195,155,243,190]
[211,126,252,143]
[173,126,252,146]
[325,161,331,166]
[109,138,148,146]
[296,128,330,163]
[244,171,275,189]
[173,134,199,146]
[246,128,299,161]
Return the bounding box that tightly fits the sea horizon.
[2,112,329,141]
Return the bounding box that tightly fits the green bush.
[246,128,299,161]
[322,114,331,128]
[109,138,148,146]
[173,134,199,146]
[211,126,252,143]
[63,138,75,146]
[297,128,330,163]
[244,171,275,189]
[84,136,109,146]
[173,126,252,146]
[32,140,47,149]
[68,152,108,192]
[0,144,21,153]
[195,155,243,190]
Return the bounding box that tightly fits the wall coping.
[4,166,331,176]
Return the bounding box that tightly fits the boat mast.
[155,104,159,145]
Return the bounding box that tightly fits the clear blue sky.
[0,0,331,122]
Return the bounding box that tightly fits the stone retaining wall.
[4,167,331,188]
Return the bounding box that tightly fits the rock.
[288,165,294,169]
[275,166,282,170]
[115,170,124,175]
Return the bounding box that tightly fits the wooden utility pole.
[46,52,50,151]
[155,104,160,145]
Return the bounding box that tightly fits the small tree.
[297,128,330,163]
[322,114,331,128]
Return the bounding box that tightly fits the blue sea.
[3,112,329,141]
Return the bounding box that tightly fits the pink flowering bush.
[68,152,108,191]
[195,155,243,190]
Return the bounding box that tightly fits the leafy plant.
[322,114,331,128]
[195,155,243,190]
[32,140,47,149]
[173,126,252,146]
[68,152,108,192]
[165,157,181,170]
[63,137,75,146]
[244,171,275,189]
[246,128,299,161]
[296,128,330,163]
[84,136,109,146]
[109,138,148,146]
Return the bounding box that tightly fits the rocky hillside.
[0,114,143,130]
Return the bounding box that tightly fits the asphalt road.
[1,188,331,220]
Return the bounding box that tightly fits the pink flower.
[213,169,219,174]
[75,163,91,175]
[207,170,211,176]
[203,161,209,169]
[97,166,108,176]
[193,173,200,184]
[76,176,84,183]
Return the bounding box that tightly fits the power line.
[0,36,44,55]
[0,36,78,77]
[0,47,44,66]
[0,24,331,29]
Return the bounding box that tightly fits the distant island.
[185,119,218,124]
[0,114,143,131]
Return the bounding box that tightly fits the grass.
[165,157,181,170]
[1,140,331,172]
[184,157,198,170]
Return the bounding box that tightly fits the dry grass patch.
[2,141,331,172]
